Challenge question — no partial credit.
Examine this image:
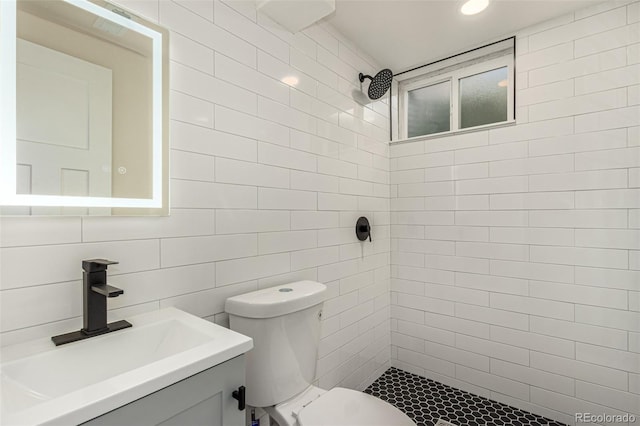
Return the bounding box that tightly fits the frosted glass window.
[459,67,508,129]
[407,80,450,138]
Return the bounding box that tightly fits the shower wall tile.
[215,157,290,188]
[170,150,216,182]
[489,326,574,359]
[391,2,640,423]
[1,240,160,290]
[169,32,214,75]
[0,217,81,247]
[576,228,640,249]
[214,105,289,146]
[490,358,574,396]
[454,141,527,164]
[576,343,640,373]
[0,0,391,395]
[529,281,628,309]
[575,266,640,292]
[170,121,258,161]
[530,351,629,391]
[574,305,640,332]
[527,7,626,51]
[82,209,215,242]
[488,293,574,321]
[171,180,257,209]
[528,209,627,228]
[528,46,627,87]
[489,154,574,177]
[258,230,318,255]
[258,188,317,210]
[574,22,640,58]
[575,188,640,208]
[171,61,258,115]
[160,234,258,267]
[576,381,640,416]
[455,175,529,195]
[574,64,640,95]
[487,117,573,145]
[159,0,257,67]
[528,169,628,192]
[574,105,640,133]
[528,128,627,157]
[216,210,290,234]
[214,53,289,105]
[257,51,317,97]
[529,245,628,269]
[170,90,214,128]
[213,1,289,63]
[530,316,628,350]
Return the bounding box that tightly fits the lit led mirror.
[0,0,169,215]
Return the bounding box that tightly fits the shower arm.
[359,73,373,83]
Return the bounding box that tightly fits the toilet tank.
[225,281,327,408]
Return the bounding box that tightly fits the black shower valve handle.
[358,224,372,241]
[356,216,372,242]
[365,225,372,241]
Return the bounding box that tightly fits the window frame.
[399,54,514,140]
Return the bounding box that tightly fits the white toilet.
[225,280,415,426]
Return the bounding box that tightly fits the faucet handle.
[91,284,124,298]
[82,259,119,273]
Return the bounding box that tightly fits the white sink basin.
[0,307,253,425]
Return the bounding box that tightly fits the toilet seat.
[297,387,415,426]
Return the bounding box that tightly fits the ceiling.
[326,0,599,72]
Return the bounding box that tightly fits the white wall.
[0,0,391,392]
[390,1,640,424]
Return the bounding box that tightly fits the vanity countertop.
[0,307,253,425]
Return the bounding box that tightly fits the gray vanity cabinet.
[82,355,246,426]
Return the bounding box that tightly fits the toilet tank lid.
[225,281,327,319]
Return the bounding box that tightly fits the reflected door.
[14,39,112,215]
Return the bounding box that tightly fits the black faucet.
[52,259,132,346]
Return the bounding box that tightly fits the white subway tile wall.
[1,0,639,423]
[0,0,391,393]
[390,1,640,424]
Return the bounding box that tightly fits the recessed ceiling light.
[497,79,508,87]
[461,0,489,15]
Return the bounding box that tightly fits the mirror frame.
[0,0,169,214]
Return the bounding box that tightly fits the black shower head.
[359,68,393,100]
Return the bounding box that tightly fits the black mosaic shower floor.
[364,368,567,426]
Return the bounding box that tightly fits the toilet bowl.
[225,281,415,426]
[266,385,414,426]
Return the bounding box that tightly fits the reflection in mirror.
[0,0,169,215]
